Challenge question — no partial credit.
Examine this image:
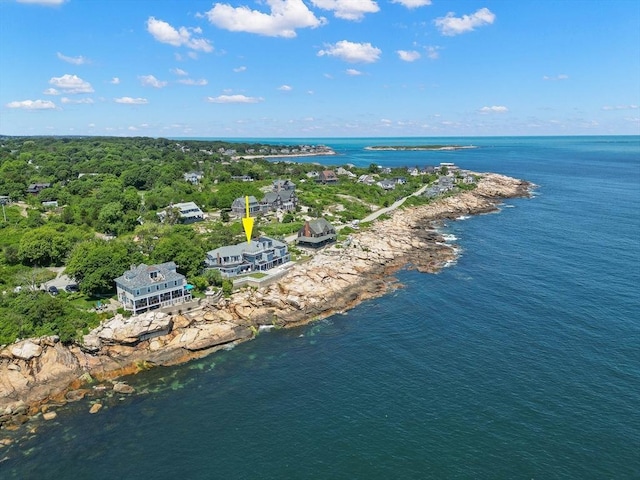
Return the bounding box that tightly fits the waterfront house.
[377,179,396,191]
[205,236,290,277]
[262,190,298,211]
[115,262,192,315]
[297,218,337,247]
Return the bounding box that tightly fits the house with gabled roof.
[317,170,338,184]
[157,201,204,223]
[26,183,51,195]
[205,236,290,277]
[272,179,296,191]
[231,196,264,216]
[297,218,337,247]
[114,262,192,315]
[262,189,297,211]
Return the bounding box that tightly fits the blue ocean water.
[3,136,639,479]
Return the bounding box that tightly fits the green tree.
[66,240,139,295]
[18,226,72,266]
[151,233,205,278]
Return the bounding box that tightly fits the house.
[272,179,296,191]
[358,175,376,185]
[262,190,298,211]
[42,200,59,208]
[205,236,290,278]
[336,167,356,178]
[394,177,407,185]
[184,171,204,185]
[0,195,10,205]
[231,175,254,182]
[317,170,338,184]
[231,196,264,216]
[297,218,337,247]
[26,183,51,195]
[114,262,192,315]
[377,179,396,191]
[306,171,319,179]
[157,201,204,223]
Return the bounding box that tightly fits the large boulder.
[93,312,173,345]
[10,341,42,361]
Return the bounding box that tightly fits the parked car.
[65,284,79,293]
[48,286,59,296]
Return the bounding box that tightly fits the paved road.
[284,183,429,243]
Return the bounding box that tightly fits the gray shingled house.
[205,236,290,277]
[297,218,337,247]
[114,262,192,315]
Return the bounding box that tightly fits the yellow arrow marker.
[241,195,254,244]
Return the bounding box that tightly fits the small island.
[365,145,477,151]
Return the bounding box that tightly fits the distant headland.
[365,145,477,151]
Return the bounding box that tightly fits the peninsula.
[0,172,533,432]
[365,145,477,151]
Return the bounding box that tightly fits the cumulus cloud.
[310,0,379,21]
[435,7,495,36]
[203,0,325,38]
[6,99,56,109]
[479,105,508,114]
[43,88,60,95]
[139,75,168,88]
[172,68,188,76]
[318,40,381,63]
[391,0,431,8]
[278,85,293,91]
[397,50,421,62]
[543,74,569,81]
[61,97,94,104]
[110,77,121,85]
[115,97,149,105]
[206,94,264,104]
[16,0,66,5]
[56,52,88,65]
[49,74,94,93]
[346,68,363,76]
[147,17,213,52]
[178,78,208,86]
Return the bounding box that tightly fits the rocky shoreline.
[0,173,533,433]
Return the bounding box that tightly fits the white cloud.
[346,68,363,76]
[602,105,639,110]
[146,17,213,52]
[110,77,120,85]
[43,88,60,95]
[234,66,247,72]
[278,84,293,91]
[172,68,188,76]
[311,0,379,21]
[49,74,94,93]
[61,97,94,104]
[16,0,66,5]
[426,45,441,60]
[543,74,569,81]
[57,52,88,65]
[206,94,264,104]
[6,99,56,110]
[435,8,495,36]
[203,0,325,38]
[115,97,149,105]
[178,78,208,86]
[139,75,168,88]
[479,105,508,114]
[318,40,381,63]
[390,0,431,8]
[397,50,421,62]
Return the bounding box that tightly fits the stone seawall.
[0,173,533,429]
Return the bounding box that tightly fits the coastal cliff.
[0,173,532,428]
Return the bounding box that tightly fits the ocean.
[3,136,639,479]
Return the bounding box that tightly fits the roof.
[305,218,334,235]
[207,236,287,259]
[114,262,185,289]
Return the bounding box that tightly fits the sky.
[1,0,639,138]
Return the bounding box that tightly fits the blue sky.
[1,0,639,137]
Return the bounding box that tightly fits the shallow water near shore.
[3,136,640,479]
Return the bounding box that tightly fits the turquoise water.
[4,136,640,479]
